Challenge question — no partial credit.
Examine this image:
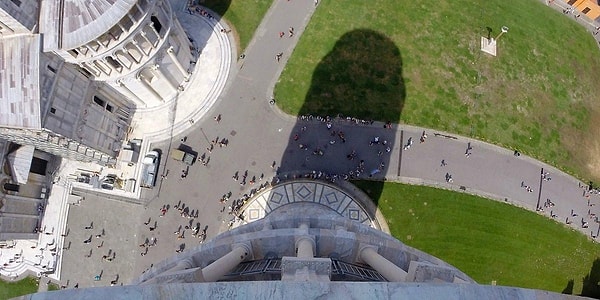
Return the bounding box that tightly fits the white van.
[140,151,160,188]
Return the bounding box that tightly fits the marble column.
[296,223,315,259]
[163,258,194,275]
[139,31,155,51]
[194,243,251,282]
[167,46,190,80]
[116,79,145,106]
[93,59,111,75]
[130,40,147,58]
[114,51,132,70]
[84,44,95,55]
[359,246,407,282]
[80,63,100,77]
[138,73,163,101]
[151,64,177,93]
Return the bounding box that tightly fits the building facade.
[568,0,600,21]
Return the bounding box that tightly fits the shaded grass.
[200,0,274,51]
[276,0,600,182]
[354,181,600,295]
[296,29,406,122]
[0,277,38,299]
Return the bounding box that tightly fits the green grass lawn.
[0,277,39,299]
[353,181,600,296]
[47,282,60,291]
[199,0,273,52]
[276,0,600,182]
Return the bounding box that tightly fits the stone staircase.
[48,181,73,280]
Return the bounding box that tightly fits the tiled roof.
[40,0,137,50]
[0,34,41,129]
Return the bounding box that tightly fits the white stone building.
[0,0,196,240]
[0,0,194,167]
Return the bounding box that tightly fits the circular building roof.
[61,0,137,49]
[241,179,388,231]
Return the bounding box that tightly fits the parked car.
[140,151,160,188]
[100,174,118,190]
[171,149,196,165]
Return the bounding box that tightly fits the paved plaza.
[59,193,142,287]
[3,0,600,291]
[58,0,600,287]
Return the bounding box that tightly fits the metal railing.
[224,258,385,282]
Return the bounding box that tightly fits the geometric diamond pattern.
[270,192,284,204]
[249,208,260,220]
[296,185,312,199]
[241,181,377,229]
[324,192,338,205]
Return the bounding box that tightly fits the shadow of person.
[486,26,493,40]
[278,29,405,207]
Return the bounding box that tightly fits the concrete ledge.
[21,281,586,300]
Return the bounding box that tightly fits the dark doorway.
[151,16,162,33]
[4,182,19,192]
[30,157,48,176]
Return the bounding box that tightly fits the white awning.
[7,145,35,184]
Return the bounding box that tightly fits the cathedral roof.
[0,34,41,129]
[41,0,137,50]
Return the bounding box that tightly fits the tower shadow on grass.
[278,29,405,208]
[562,258,600,298]
[300,29,405,122]
[562,279,574,295]
[193,0,231,17]
[581,258,600,298]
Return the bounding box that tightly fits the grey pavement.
[55,0,600,288]
[132,0,321,279]
[59,193,142,288]
[398,126,598,229]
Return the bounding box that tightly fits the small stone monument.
[481,26,509,56]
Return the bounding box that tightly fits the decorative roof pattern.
[0,34,41,129]
[62,0,137,49]
[242,179,385,229]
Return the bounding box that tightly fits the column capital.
[295,235,315,246]
[231,242,253,259]
[295,235,315,259]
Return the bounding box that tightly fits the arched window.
[93,95,106,107]
[106,56,123,69]
[115,50,133,68]
[125,43,143,62]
